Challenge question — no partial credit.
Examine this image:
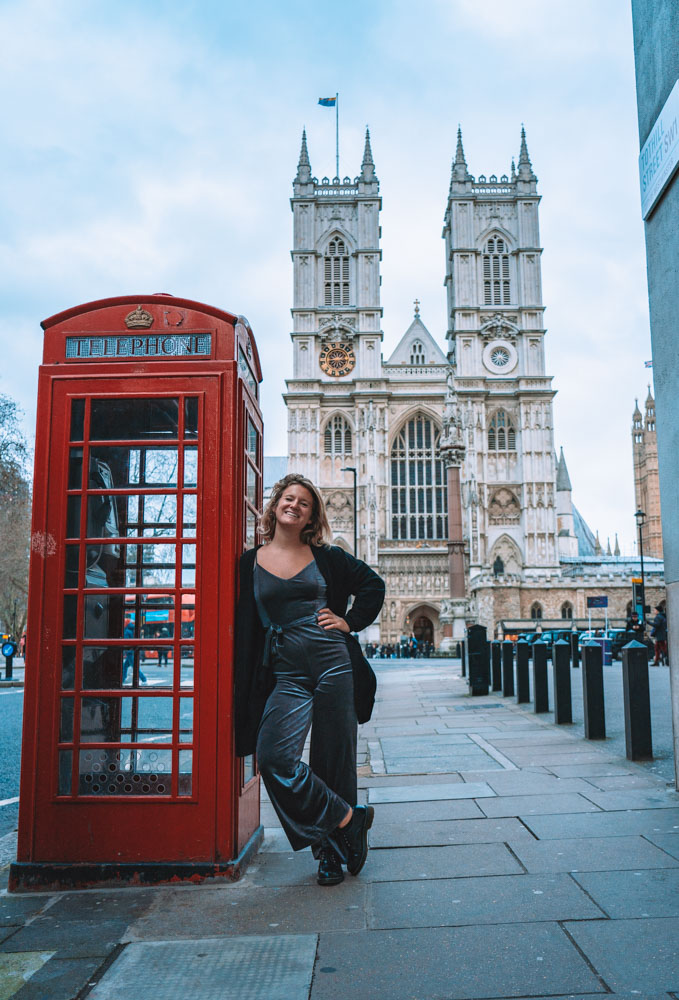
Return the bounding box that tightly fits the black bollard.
[460,640,466,678]
[501,640,514,697]
[466,625,490,696]
[516,641,530,703]
[491,641,502,692]
[570,630,580,669]
[532,641,549,712]
[622,641,653,760]
[552,639,572,724]
[581,641,606,739]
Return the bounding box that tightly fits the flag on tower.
[318,97,336,107]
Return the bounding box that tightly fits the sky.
[0,0,651,553]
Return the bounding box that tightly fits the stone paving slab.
[576,788,679,811]
[0,952,54,1000]
[13,956,101,1000]
[506,834,679,874]
[0,920,125,961]
[499,751,614,767]
[482,995,675,1000]
[564,916,679,993]
[259,828,295,853]
[546,763,640,778]
[466,772,598,795]
[572,868,679,918]
[484,731,584,743]
[522,808,679,841]
[369,872,604,929]
[366,843,522,881]
[369,781,494,804]
[374,799,486,823]
[369,817,536,848]
[124,883,367,940]
[380,734,478,747]
[586,773,670,790]
[478,793,601,818]
[310,924,605,999]
[385,756,505,773]
[0,899,47,930]
[644,831,679,860]
[244,852,323,888]
[359,772,463,788]
[90,935,318,1000]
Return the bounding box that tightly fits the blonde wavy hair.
[259,473,330,546]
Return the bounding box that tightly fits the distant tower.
[632,389,663,558]
[442,126,560,590]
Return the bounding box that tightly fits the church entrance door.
[413,615,434,645]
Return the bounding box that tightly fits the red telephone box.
[11,295,263,889]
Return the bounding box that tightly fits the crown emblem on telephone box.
[125,306,154,329]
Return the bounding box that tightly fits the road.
[0,688,24,837]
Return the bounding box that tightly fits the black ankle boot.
[317,846,344,886]
[337,805,375,876]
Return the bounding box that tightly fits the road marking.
[0,797,19,807]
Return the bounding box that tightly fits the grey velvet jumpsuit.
[254,559,357,858]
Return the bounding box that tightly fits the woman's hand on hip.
[317,608,350,633]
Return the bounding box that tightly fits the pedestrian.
[650,605,668,665]
[625,610,645,641]
[122,618,147,684]
[234,473,385,887]
[157,625,170,667]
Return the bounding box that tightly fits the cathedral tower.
[442,127,560,613]
[285,129,385,562]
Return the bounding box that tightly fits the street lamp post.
[635,508,647,628]
[341,466,357,557]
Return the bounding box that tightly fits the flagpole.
[335,92,339,178]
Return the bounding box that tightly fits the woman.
[234,473,385,886]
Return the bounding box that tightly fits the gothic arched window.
[410,340,426,365]
[324,414,352,459]
[483,236,511,305]
[530,602,543,620]
[390,415,448,540]
[561,601,574,620]
[488,410,516,452]
[324,237,350,306]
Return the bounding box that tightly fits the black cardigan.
[233,544,385,756]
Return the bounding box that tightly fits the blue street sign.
[1,642,16,658]
[587,596,608,609]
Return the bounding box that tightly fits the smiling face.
[274,483,314,534]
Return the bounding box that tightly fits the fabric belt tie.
[262,614,319,668]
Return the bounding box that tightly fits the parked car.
[609,629,654,662]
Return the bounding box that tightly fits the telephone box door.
[28,375,230,863]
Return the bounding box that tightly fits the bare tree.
[0,395,31,639]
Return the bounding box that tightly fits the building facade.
[632,389,663,559]
[282,128,664,644]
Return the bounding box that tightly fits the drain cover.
[88,935,317,1000]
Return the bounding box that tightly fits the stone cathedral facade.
[283,128,664,644]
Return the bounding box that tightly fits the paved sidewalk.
[1,658,678,999]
